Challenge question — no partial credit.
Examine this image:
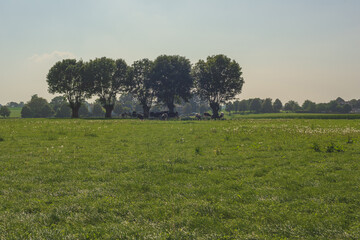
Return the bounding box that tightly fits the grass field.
[225,112,360,120]
[8,107,22,118]
[0,118,360,239]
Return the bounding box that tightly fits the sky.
[0,0,359,105]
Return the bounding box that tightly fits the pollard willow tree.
[86,57,128,118]
[126,59,155,118]
[193,54,244,118]
[152,55,193,114]
[47,59,91,118]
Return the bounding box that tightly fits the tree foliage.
[250,98,262,113]
[302,100,317,113]
[193,54,244,118]
[50,96,67,112]
[152,55,193,114]
[39,104,54,118]
[92,103,105,117]
[113,103,124,116]
[273,99,283,112]
[47,59,90,118]
[86,57,128,118]
[225,102,233,113]
[79,104,90,118]
[127,59,155,118]
[238,100,249,112]
[284,100,301,112]
[55,103,72,118]
[21,95,53,118]
[6,102,24,108]
[261,98,273,113]
[0,106,11,118]
[182,103,193,116]
[21,105,33,118]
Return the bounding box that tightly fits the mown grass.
[0,118,360,239]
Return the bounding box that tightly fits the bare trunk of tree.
[143,105,150,118]
[167,101,175,114]
[70,102,81,118]
[210,102,220,119]
[104,104,114,118]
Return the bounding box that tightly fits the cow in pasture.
[121,112,131,118]
[137,113,144,119]
[161,113,168,120]
[203,112,211,118]
[211,112,225,119]
[168,112,179,118]
[132,111,138,118]
[150,111,178,119]
[195,113,201,120]
[150,111,168,118]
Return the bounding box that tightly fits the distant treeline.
[0,101,25,108]
[2,95,359,119]
[225,97,359,114]
[12,93,211,119]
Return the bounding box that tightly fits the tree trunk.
[104,104,114,118]
[70,102,81,118]
[210,102,220,119]
[143,105,150,118]
[167,102,175,114]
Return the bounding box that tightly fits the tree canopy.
[47,59,90,118]
[249,98,262,113]
[21,94,53,118]
[261,98,273,113]
[127,59,155,118]
[193,54,244,118]
[152,55,193,114]
[0,106,11,118]
[273,99,283,113]
[284,100,301,112]
[86,57,128,118]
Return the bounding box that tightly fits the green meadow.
[8,107,22,118]
[226,112,360,120]
[0,118,360,239]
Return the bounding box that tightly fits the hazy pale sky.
[0,0,359,105]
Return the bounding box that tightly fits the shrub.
[0,106,11,118]
[21,105,33,118]
[21,95,54,118]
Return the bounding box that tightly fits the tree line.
[225,97,358,114]
[17,93,212,119]
[2,95,359,119]
[46,54,244,119]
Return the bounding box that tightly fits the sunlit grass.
[0,118,359,239]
